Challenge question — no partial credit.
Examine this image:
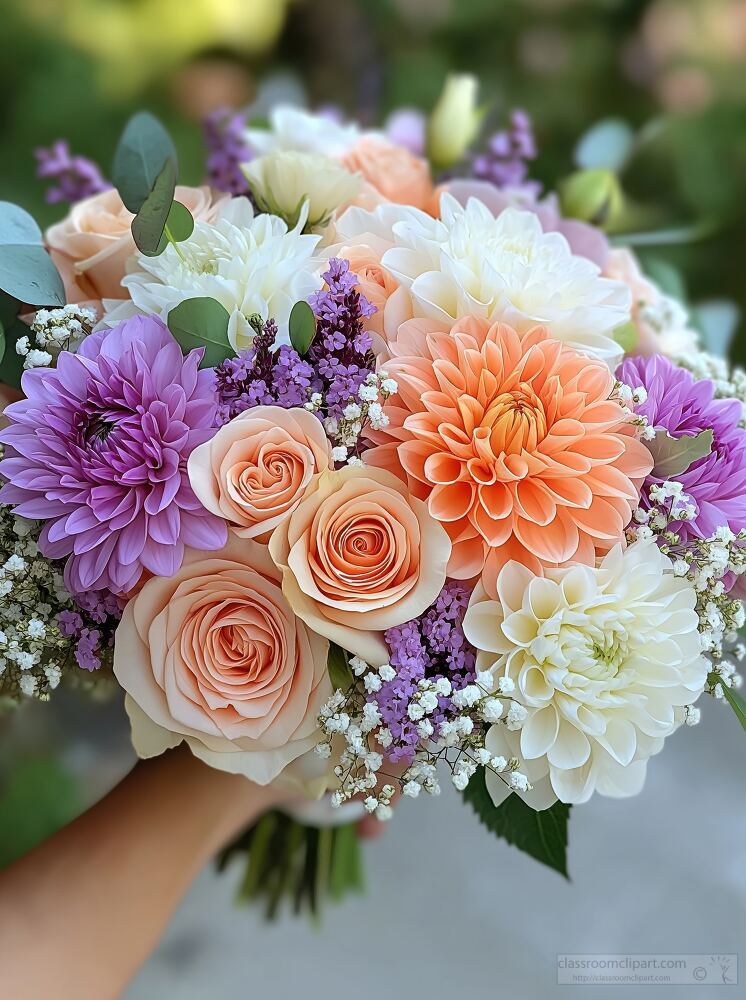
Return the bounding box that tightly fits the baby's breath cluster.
[308,370,398,465]
[315,656,531,821]
[0,499,118,705]
[16,305,96,369]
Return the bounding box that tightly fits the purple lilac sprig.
[214,318,317,424]
[34,140,110,205]
[472,110,541,196]
[307,258,377,421]
[204,108,253,196]
[57,589,123,672]
[374,582,477,764]
[214,259,377,430]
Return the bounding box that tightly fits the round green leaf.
[155,200,195,254]
[112,111,177,215]
[575,118,635,173]
[131,159,178,257]
[0,244,65,307]
[167,296,232,369]
[166,201,194,242]
[289,300,316,356]
[0,202,43,245]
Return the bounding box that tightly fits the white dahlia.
[338,195,632,363]
[242,151,362,231]
[463,538,707,808]
[245,106,366,158]
[112,198,326,351]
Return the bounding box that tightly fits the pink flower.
[188,406,332,540]
[114,535,331,786]
[268,466,452,665]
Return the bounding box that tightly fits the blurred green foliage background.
[1,0,746,856]
[1,0,745,359]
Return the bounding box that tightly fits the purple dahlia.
[0,316,227,595]
[618,354,746,540]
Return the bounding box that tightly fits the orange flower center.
[482,386,547,455]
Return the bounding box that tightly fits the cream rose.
[113,535,331,786]
[187,405,332,540]
[268,466,452,665]
[46,185,227,312]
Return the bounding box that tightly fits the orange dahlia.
[366,317,652,589]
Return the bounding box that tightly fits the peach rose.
[187,405,332,540]
[341,137,438,215]
[268,465,452,665]
[113,535,331,786]
[46,185,228,313]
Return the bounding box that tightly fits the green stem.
[164,223,186,262]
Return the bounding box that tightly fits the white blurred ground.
[124,706,745,1000]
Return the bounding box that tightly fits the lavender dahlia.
[0,316,227,596]
[619,354,746,541]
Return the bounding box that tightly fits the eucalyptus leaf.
[721,683,746,732]
[168,201,195,241]
[289,300,316,356]
[0,204,65,307]
[639,255,688,303]
[112,111,177,215]
[0,201,43,246]
[647,428,713,478]
[463,768,571,877]
[327,643,353,691]
[0,244,65,307]
[575,118,635,173]
[692,299,740,359]
[131,159,177,257]
[167,296,232,368]
[159,200,194,250]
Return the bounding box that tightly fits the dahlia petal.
[547,722,590,769]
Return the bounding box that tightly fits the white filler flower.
[340,195,632,364]
[117,198,327,351]
[463,538,708,807]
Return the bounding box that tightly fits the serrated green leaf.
[131,159,177,257]
[167,296,232,368]
[289,300,316,356]
[721,683,746,732]
[112,111,177,215]
[463,767,571,877]
[647,428,713,478]
[328,643,353,691]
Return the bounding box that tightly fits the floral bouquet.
[1,76,744,917]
